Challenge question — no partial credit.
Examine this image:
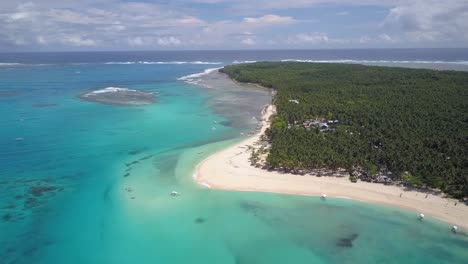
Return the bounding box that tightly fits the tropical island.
[195,62,468,230]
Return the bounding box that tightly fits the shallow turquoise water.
[0,61,467,264]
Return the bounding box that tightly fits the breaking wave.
[90,87,134,94]
[178,67,222,81]
[0,63,22,66]
[232,60,257,64]
[85,87,151,95]
[177,67,223,88]
[104,61,222,65]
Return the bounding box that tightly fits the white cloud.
[157,36,181,46]
[359,34,398,44]
[127,37,145,46]
[241,38,256,45]
[177,16,205,25]
[294,32,330,44]
[378,33,392,42]
[37,36,47,45]
[383,0,468,43]
[359,35,371,43]
[243,14,296,25]
[0,0,466,50]
[62,36,97,46]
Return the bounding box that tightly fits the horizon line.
[1,47,468,54]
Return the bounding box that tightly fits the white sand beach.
[194,104,468,231]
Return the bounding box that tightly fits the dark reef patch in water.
[218,120,233,127]
[28,186,59,197]
[128,148,148,155]
[123,173,130,177]
[126,160,139,167]
[0,91,21,98]
[2,213,13,222]
[239,201,265,217]
[1,177,65,216]
[194,217,206,224]
[139,154,154,161]
[24,197,42,209]
[336,233,359,248]
[31,103,58,108]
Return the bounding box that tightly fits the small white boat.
[321,194,327,200]
[452,225,458,233]
[418,213,425,220]
[170,191,180,196]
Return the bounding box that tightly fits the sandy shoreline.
[194,104,468,232]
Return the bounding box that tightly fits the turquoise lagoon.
[0,52,467,264]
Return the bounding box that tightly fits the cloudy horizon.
[0,0,467,51]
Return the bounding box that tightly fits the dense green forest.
[220,62,468,198]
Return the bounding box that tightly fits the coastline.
[194,103,468,232]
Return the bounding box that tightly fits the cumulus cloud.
[243,14,296,25]
[0,1,199,49]
[383,0,468,44]
[292,32,330,44]
[359,34,397,44]
[62,36,97,46]
[177,16,205,25]
[240,38,256,45]
[37,36,47,45]
[0,0,466,50]
[127,37,145,46]
[336,11,350,16]
[157,36,182,46]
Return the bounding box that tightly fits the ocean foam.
[85,87,139,95]
[104,62,135,65]
[177,67,223,81]
[232,60,257,64]
[104,61,222,65]
[0,63,23,66]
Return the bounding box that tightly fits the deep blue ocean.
[1,49,467,264]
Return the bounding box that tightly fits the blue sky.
[0,0,467,51]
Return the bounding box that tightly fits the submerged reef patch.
[138,154,154,161]
[78,87,155,106]
[31,103,58,108]
[126,160,139,167]
[336,233,359,248]
[0,177,65,215]
[28,186,60,197]
[194,217,206,224]
[128,148,148,155]
[0,90,21,98]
